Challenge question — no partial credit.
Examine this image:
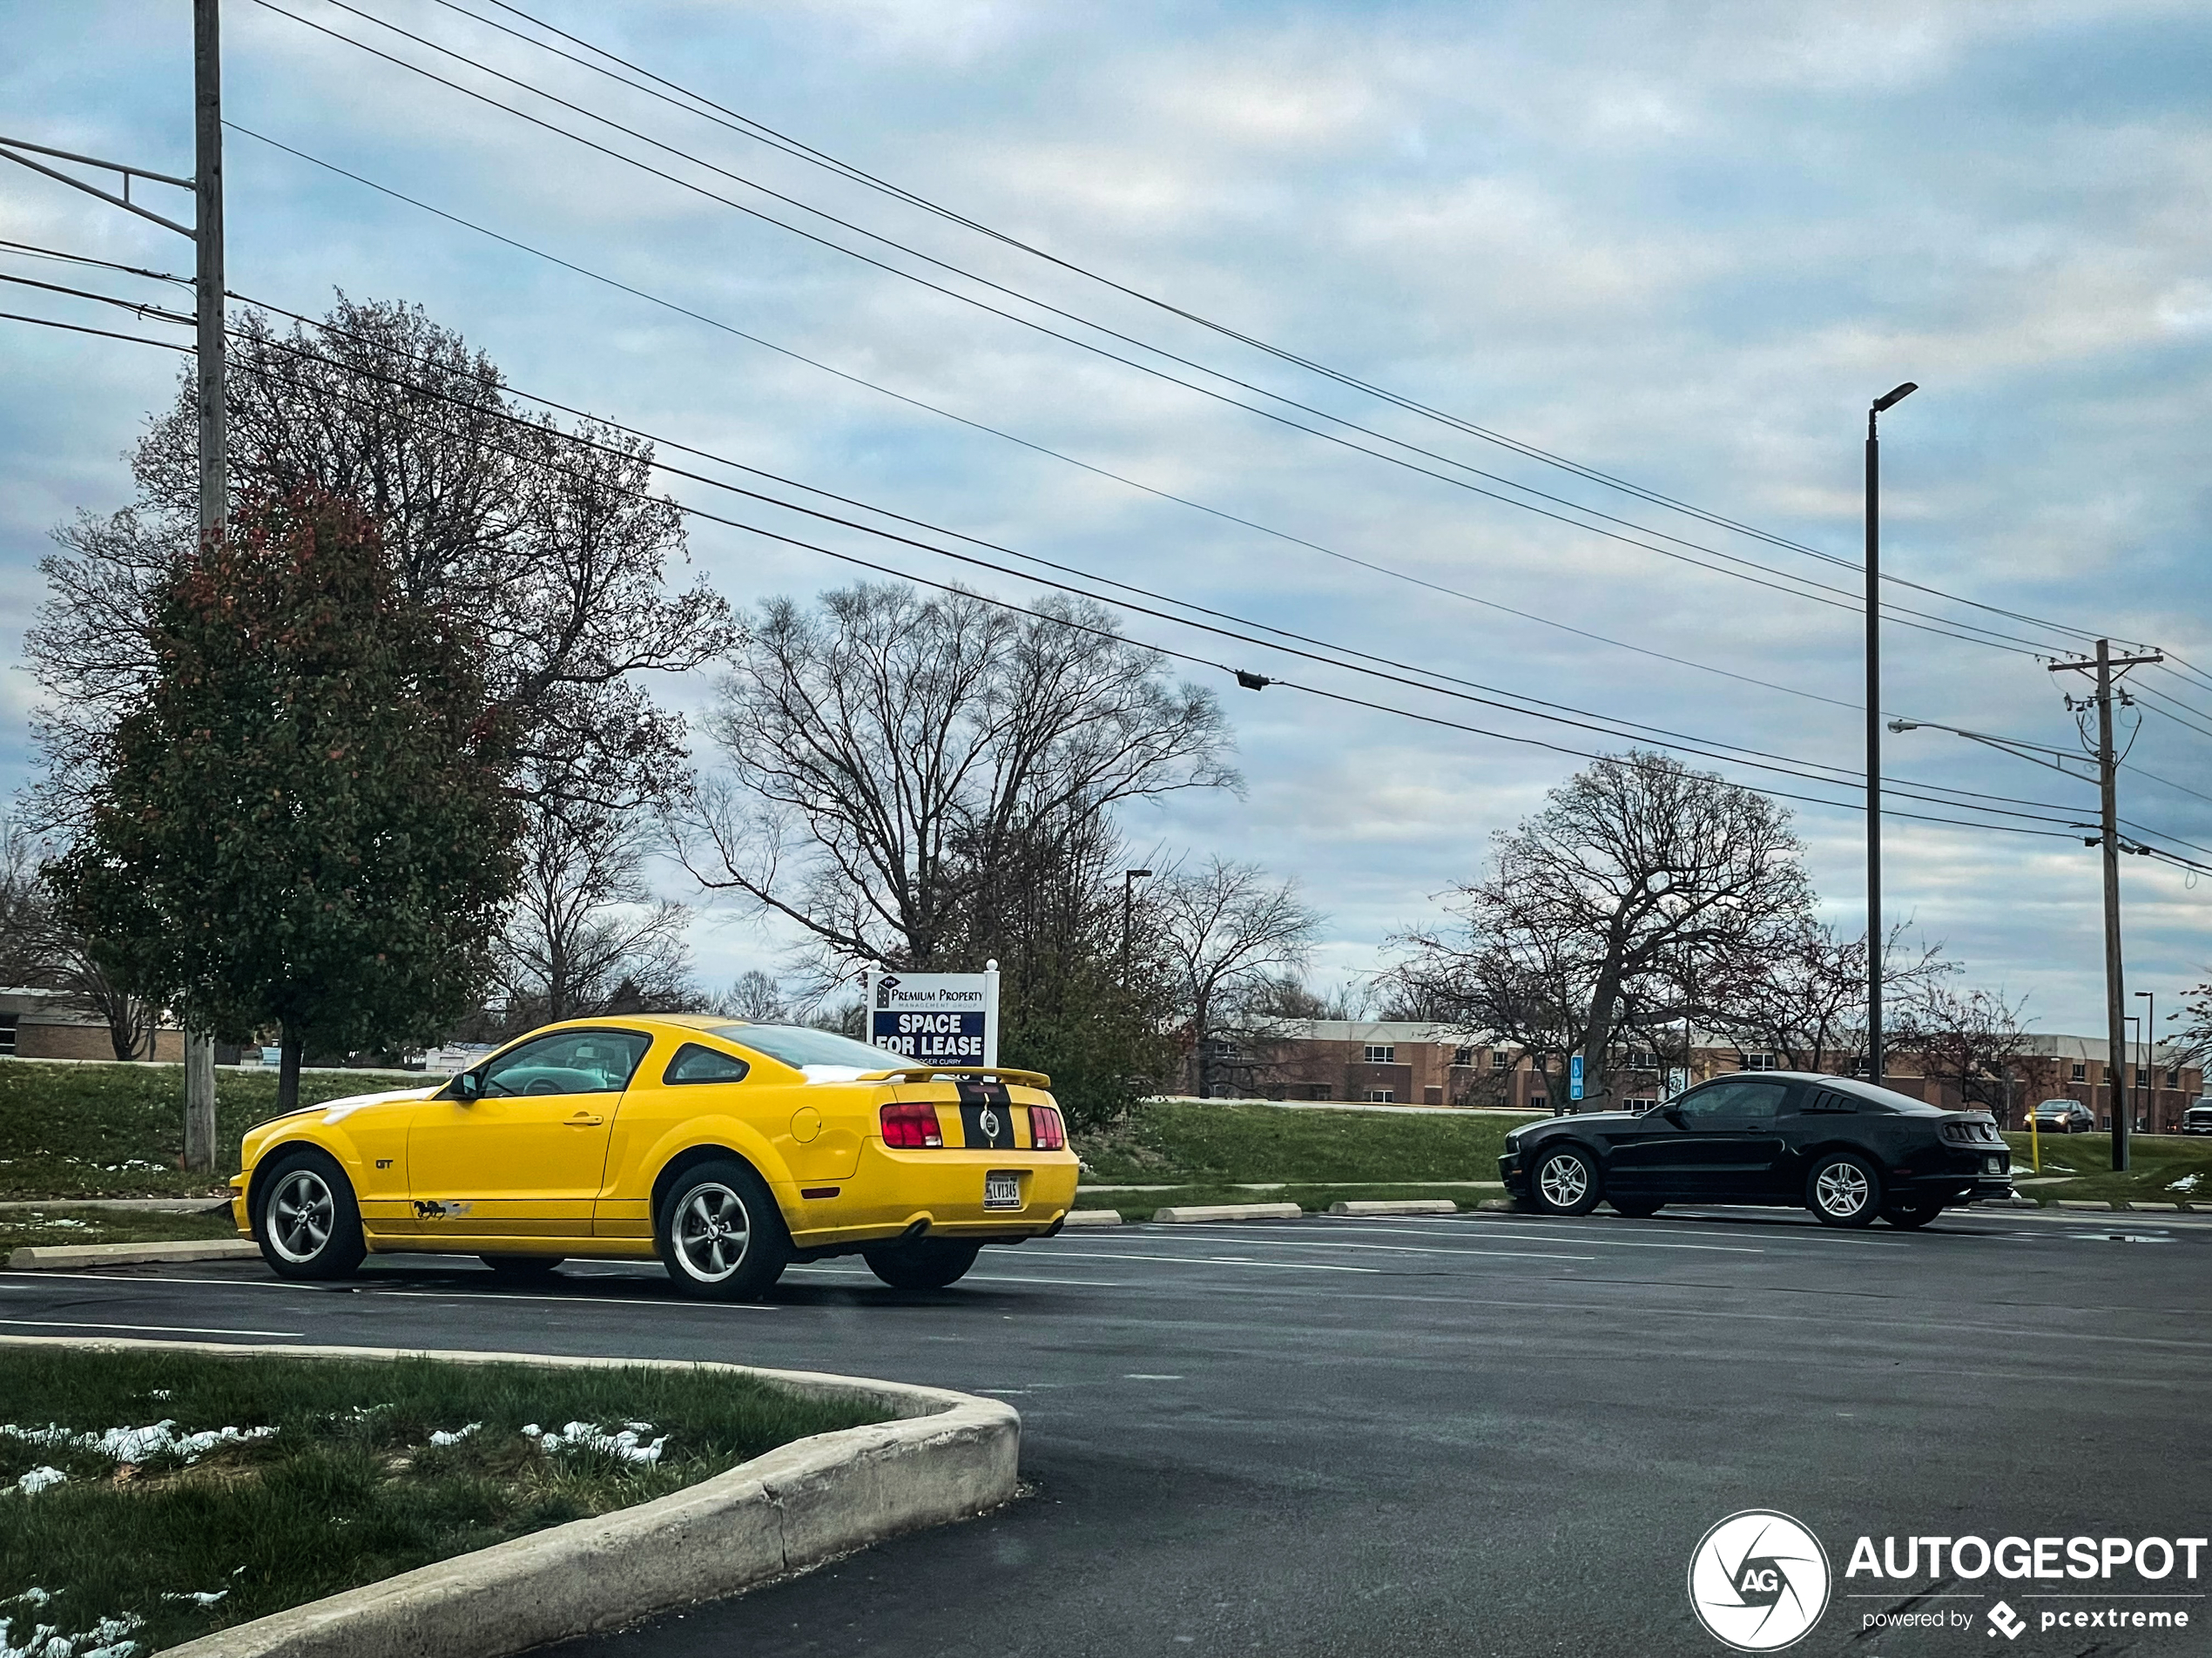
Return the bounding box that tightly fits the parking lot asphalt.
[5,1206,2209,1656]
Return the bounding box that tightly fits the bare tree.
[0,820,158,1060]
[678,582,1238,979]
[26,295,732,832]
[1706,920,1952,1075]
[717,970,790,1023]
[1393,751,1811,1109]
[1894,981,2033,1116]
[1148,857,1321,1096]
[492,796,695,1031]
[2173,977,2212,1073]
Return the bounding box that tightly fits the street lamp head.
[1871,381,1919,413]
[1126,868,1153,880]
[1886,719,1919,733]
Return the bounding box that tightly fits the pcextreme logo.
[1688,1511,1832,1651]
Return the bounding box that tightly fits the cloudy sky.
[3,0,2209,1033]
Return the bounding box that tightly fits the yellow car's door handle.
[565,1112,605,1127]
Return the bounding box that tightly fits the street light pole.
[2135,988,2155,1132]
[1865,381,1916,1083]
[1121,868,1153,987]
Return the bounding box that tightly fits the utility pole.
[2049,638,2163,1171]
[180,0,226,1173]
[0,10,220,1169]
[1864,381,1917,1082]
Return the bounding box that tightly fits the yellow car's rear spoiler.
[866,1064,1055,1088]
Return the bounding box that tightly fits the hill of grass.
[0,1061,423,1199]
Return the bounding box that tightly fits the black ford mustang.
[1496,1072,2013,1228]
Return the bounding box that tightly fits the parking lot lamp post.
[1865,381,1917,1082]
[2135,989,2155,1131]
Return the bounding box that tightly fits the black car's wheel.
[253,1148,367,1280]
[1531,1145,1602,1216]
[1806,1152,1882,1228]
[863,1239,982,1290]
[657,1159,790,1301]
[480,1254,564,1279]
[1882,1202,1942,1230]
[1608,1196,1663,1219]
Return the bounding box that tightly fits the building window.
[1210,1084,1233,1099]
[1363,1045,1396,1064]
[1211,1040,1241,1062]
[1365,1088,1395,1103]
[1851,1055,1871,1076]
[1530,1095,1548,1111]
[2168,1068,2181,1088]
[1305,1085,1332,1102]
[1625,1048,1659,1072]
[1453,1047,1474,1068]
[1743,1053,1778,1072]
[0,1016,16,1057]
[1492,1050,1511,1071]
[1625,1097,1658,1111]
[2071,1062,2087,1083]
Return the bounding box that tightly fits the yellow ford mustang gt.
[228,1014,1078,1298]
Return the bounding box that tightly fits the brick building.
[0,988,185,1062]
[1197,1019,2204,1129]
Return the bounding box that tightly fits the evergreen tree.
[50,489,522,1113]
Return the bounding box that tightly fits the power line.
[228,300,2118,838]
[218,129,1866,715]
[438,0,2137,657]
[0,269,195,328]
[226,326,2092,846]
[0,308,192,352]
[251,0,2078,663]
[0,239,192,287]
[222,122,2060,715]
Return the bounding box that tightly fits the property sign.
[1569,1054,1585,1102]
[1665,1067,1689,1102]
[864,965,1001,1068]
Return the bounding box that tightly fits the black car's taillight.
[880,1101,944,1148]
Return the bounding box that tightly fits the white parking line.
[1096,1225,1751,1257]
[1054,1250,1384,1274]
[370,1288,774,1311]
[0,1317,302,1338]
[1054,1234,1605,1264]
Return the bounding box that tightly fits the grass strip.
[0,1207,239,1259]
[0,1346,885,1654]
[0,1062,423,1199]
[2000,1131,2212,1207]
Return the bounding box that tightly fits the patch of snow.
[3,1593,54,1609]
[0,1420,277,1466]
[10,1466,67,1496]
[158,1592,226,1607]
[427,1423,481,1447]
[2169,1172,2202,1193]
[519,1421,668,1465]
[0,1609,145,1657]
[148,1392,171,1402]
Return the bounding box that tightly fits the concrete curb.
[0,1337,1017,1658]
[5,1238,260,1270]
[1151,1202,1303,1223]
[0,1197,229,1213]
[2125,1201,2180,1211]
[2056,1200,2116,1210]
[1327,1199,1460,1217]
[1060,1209,1123,1227]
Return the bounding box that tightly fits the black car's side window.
[1675,1080,1789,1129]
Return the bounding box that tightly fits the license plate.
[984,1172,1022,1210]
